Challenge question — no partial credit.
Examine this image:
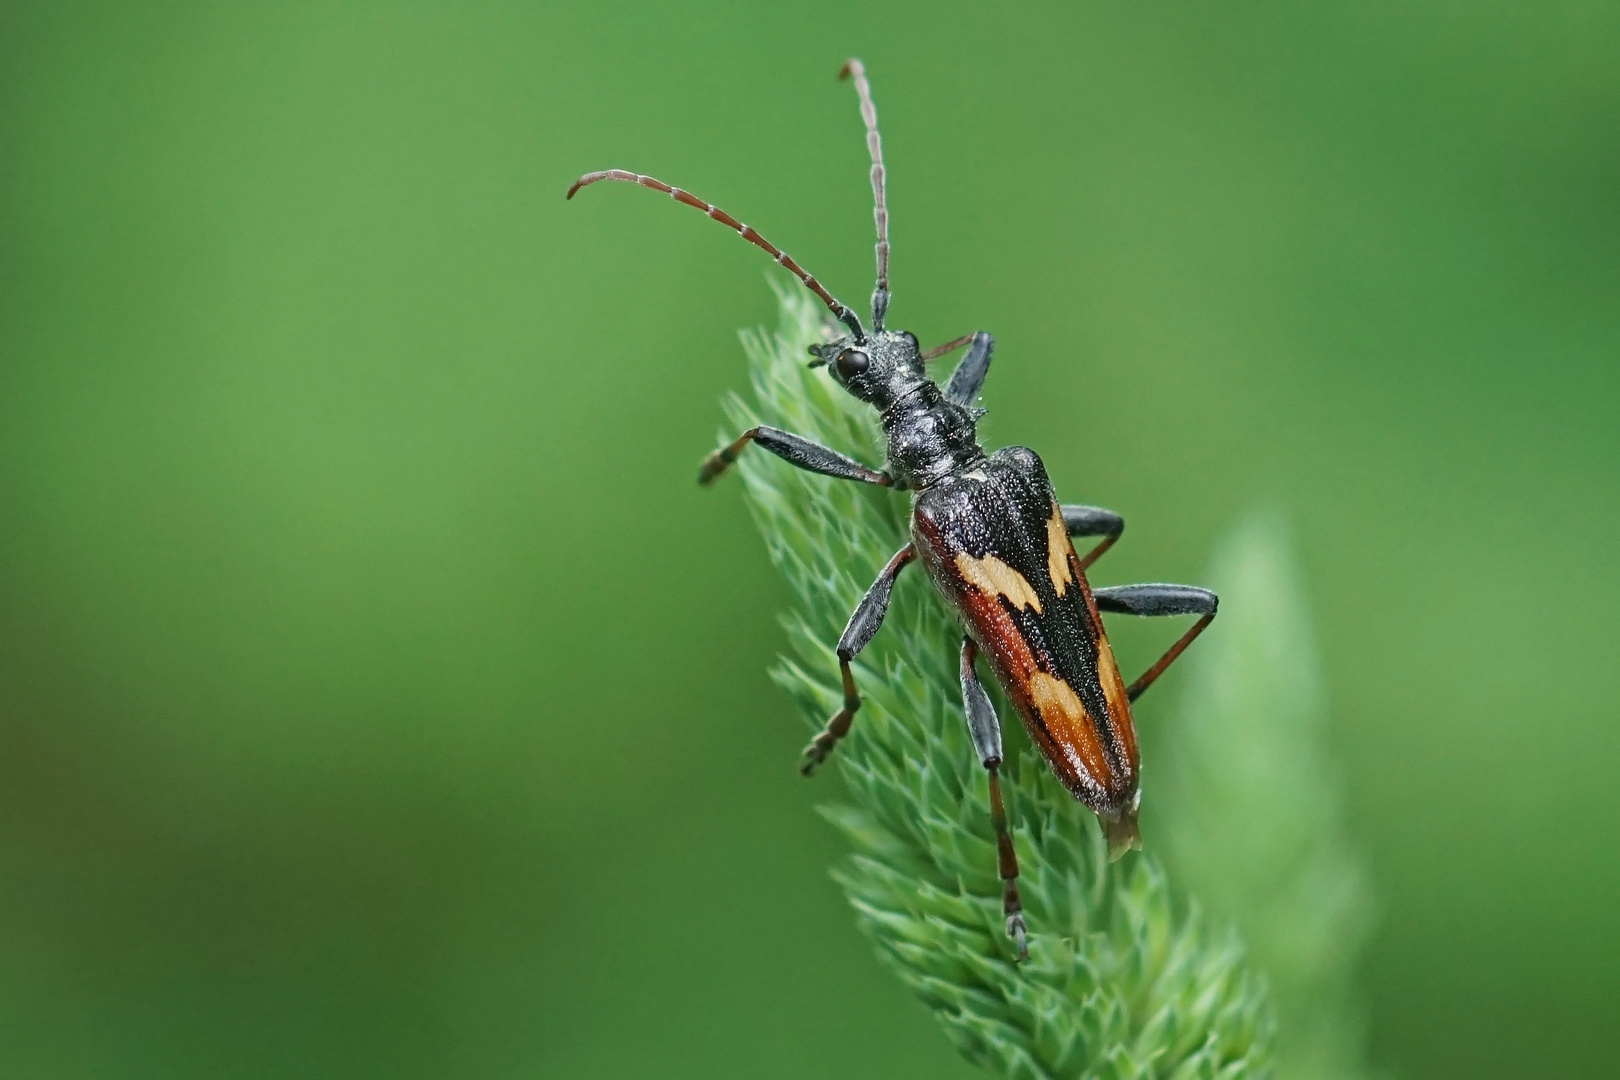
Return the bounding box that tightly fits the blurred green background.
[0,2,1616,1077]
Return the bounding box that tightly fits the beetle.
[567,59,1217,958]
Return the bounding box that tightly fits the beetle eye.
[835,348,870,378]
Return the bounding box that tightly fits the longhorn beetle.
[568,60,1217,959]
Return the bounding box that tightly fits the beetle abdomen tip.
[1102,808,1142,861]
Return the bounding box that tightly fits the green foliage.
[726,285,1275,1080]
[1151,519,1379,1080]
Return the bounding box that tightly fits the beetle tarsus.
[697,448,734,486]
[1006,911,1029,962]
[982,762,1028,961]
[800,697,857,776]
[1003,876,1027,961]
[798,732,837,775]
[798,734,833,775]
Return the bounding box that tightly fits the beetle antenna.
[839,59,889,331]
[567,169,865,341]
[921,332,975,362]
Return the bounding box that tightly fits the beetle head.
[808,329,925,409]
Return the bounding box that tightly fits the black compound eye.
[835,348,870,378]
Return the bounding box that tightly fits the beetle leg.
[939,331,995,406]
[959,637,1028,962]
[800,544,917,774]
[698,425,891,487]
[1092,584,1218,701]
[1060,504,1125,571]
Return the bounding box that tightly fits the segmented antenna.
[838,59,889,330]
[921,332,975,362]
[566,169,865,341]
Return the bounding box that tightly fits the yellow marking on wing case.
[1028,671,1085,726]
[1097,637,1130,719]
[955,552,1043,613]
[1028,669,1112,787]
[1046,505,1074,596]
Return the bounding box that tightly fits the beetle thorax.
[815,328,986,490]
[880,381,986,490]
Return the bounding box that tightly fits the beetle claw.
[798,741,829,775]
[1007,913,1029,962]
